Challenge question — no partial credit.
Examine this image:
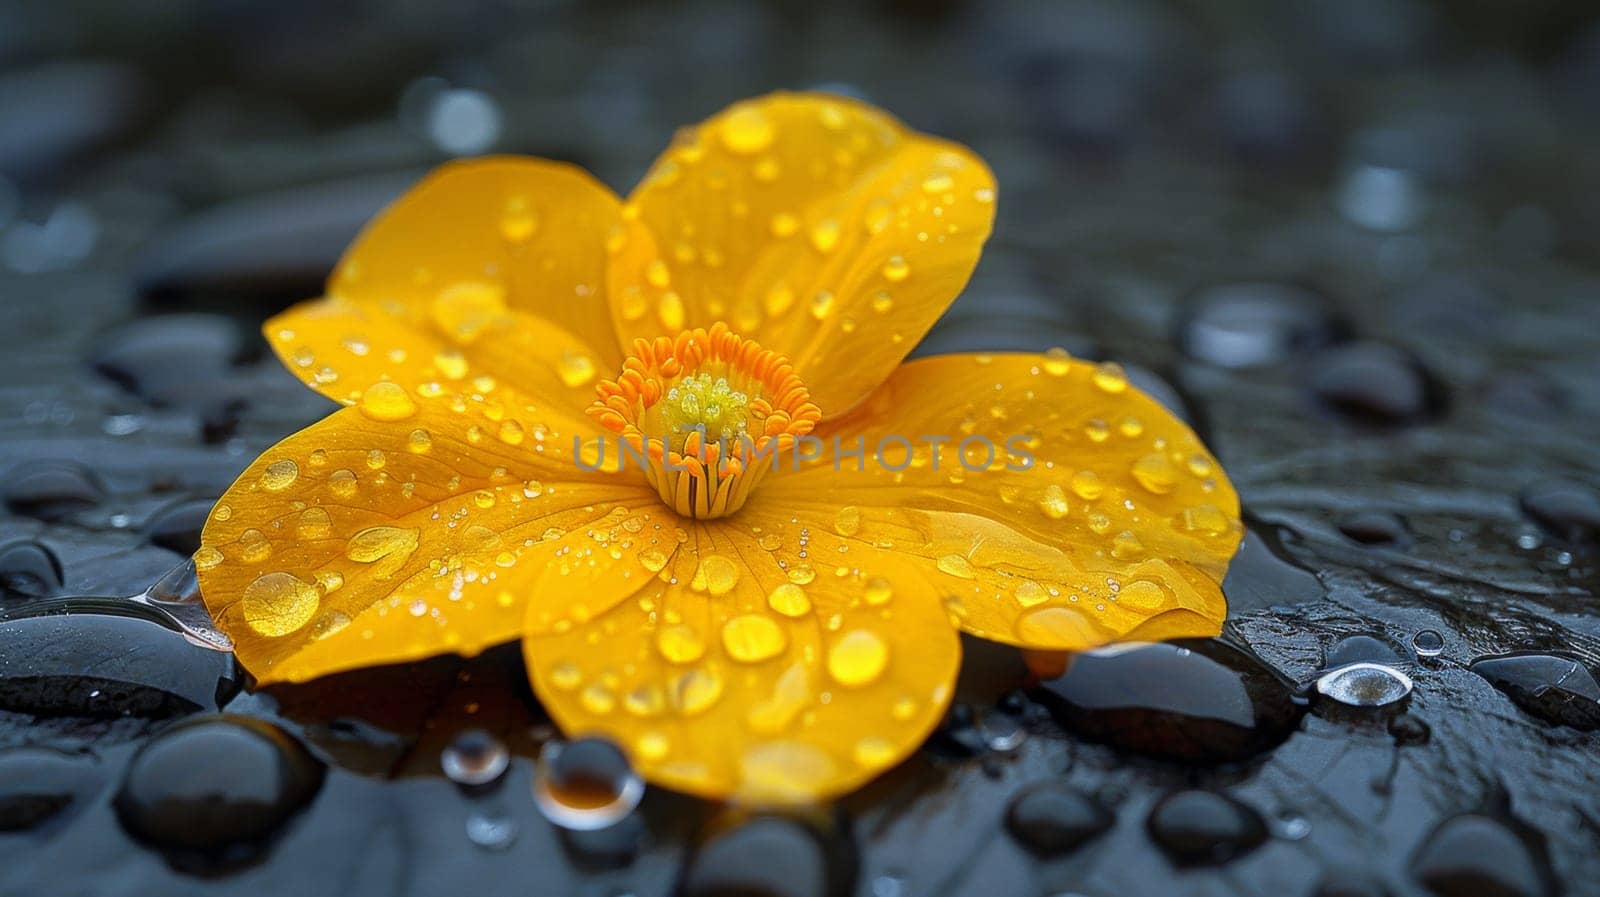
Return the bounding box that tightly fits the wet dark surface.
[2,1,1600,895]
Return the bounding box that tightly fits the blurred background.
[2,2,1599,896]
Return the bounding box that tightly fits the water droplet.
[833,506,861,536]
[695,555,740,596]
[441,728,509,786]
[936,554,976,579]
[1131,453,1178,494]
[1412,630,1444,658]
[357,381,416,421]
[295,507,332,540]
[431,281,506,344]
[1005,782,1113,856]
[657,624,707,664]
[722,614,787,663]
[639,549,669,573]
[259,460,298,492]
[827,629,888,686]
[881,256,910,282]
[1146,790,1267,867]
[767,583,812,617]
[720,105,776,154]
[558,351,596,388]
[787,564,816,585]
[809,219,841,254]
[532,738,643,831]
[1315,662,1413,708]
[1069,470,1103,500]
[114,716,324,874]
[465,810,518,850]
[1091,361,1128,393]
[344,526,419,579]
[1038,484,1070,519]
[241,572,320,637]
[498,195,538,243]
[1042,346,1072,376]
[863,577,893,606]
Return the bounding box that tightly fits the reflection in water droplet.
[1315,662,1413,707]
[441,728,509,786]
[532,738,643,831]
[114,716,324,874]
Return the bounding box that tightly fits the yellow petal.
[198,388,663,684]
[280,157,623,405]
[523,518,960,803]
[753,353,1242,650]
[266,296,607,427]
[608,92,995,417]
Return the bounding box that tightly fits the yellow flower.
[197,92,1241,803]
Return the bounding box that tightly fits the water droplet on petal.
[259,460,298,492]
[241,572,320,637]
[357,381,416,421]
[722,614,787,663]
[828,629,888,687]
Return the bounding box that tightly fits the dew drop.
[767,583,812,617]
[241,572,320,637]
[657,624,707,664]
[936,554,976,579]
[498,196,538,243]
[722,614,787,663]
[1315,662,1413,707]
[881,256,910,282]
[441,728,509,786]
[833,506,861,537]
[1131,453,1179,494]
[1091,361,1128,393]
[696,555,739,596]
[533,738,643,831]
[828,629,888,687]
[1412,629,1444,658]
[1042,347,1072,376]
[259,460,298,492]
[720,105,776,154]
[558,351,596,388]
[863,577,893,606]
[1038,484,1070,519]
[809,219,841,254]
[357,381,416,421]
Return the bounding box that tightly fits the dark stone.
[1145,790,1268,867]
[1468,653,1600,730]
[1337,511,1411,547]
[1179,282,1340,369]
[0,60,145,179]
[0,539,64,600]
[0,603,237,718]
[1,460,105,522]
[1518,480,1600,544]
[1307,342,1443,425]
[1030,639,1304,763]
[134,171,418,306]
[0,748,104,833]
[144,499,215,556]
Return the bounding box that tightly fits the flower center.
[587,323,820,519]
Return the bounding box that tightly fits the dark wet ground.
[3,1,1600,895]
